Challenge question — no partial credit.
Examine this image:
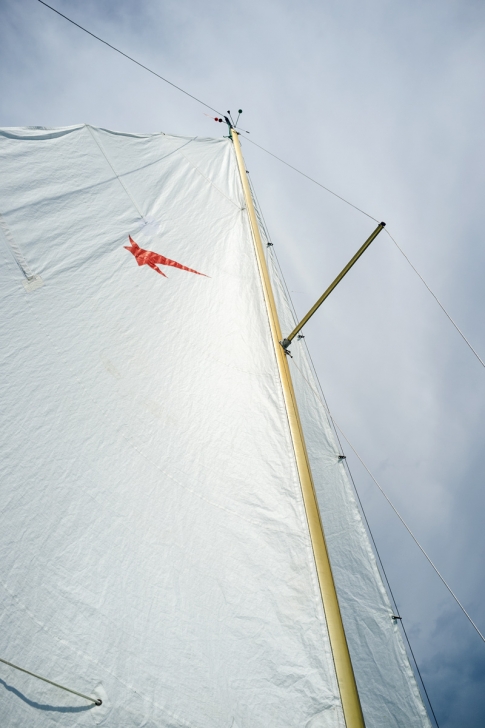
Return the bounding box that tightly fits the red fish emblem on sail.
[124,236,207,278]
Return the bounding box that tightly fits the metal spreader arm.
[280,222,386,349]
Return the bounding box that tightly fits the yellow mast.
[231,128,365,728]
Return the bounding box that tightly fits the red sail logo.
[124,236,207,278]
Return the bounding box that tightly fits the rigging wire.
[248,182,441,726]
[339,453,440,728]
[332,417,485,645]
[38,0,484,642]
[27,4,483,716]
[289,337,440,725]
[38,1,485,374]
[243,137,380,223]
[38,0,484,373]
[399,617,440,727]
[251,169,485,689]
[37,1,223,116]
[385,228,485,369]
[243,135,485,369]
[339,441,440,727]
[250,178,484,649]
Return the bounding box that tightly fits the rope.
[38,0,484,374]
[399,618,440,727]
[245,142,484,369]
[243,137,380,223]
[386,229,485,369]
[331,419,485,645]
[37,1,223,116]
[335,435,440,727]
[285,351,485,645]
[248,188,441,726]
[287,349,482,726]
[242,146,485,374]
[36,0,485,650]
[0,656,101,706]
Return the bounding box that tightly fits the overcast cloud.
[1,1,484,725]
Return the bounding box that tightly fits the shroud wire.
[38,1,485,370]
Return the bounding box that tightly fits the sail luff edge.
[230,129,365,728]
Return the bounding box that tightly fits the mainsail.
[0,125,431,727]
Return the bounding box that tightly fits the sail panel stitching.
[0,212,35,279]
[38,0,482,376]
[0,213,43,291]
[332,420,485,646]
[291,349,485,647]
[176,146,241,210]
[85,125,146,222]
[251,169,441,726]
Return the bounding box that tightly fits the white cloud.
[1,0,485,724]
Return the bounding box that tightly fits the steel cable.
[385,229,485,369]
[37,1,485,372]
[37,1,223,116]
[36,0,485,651]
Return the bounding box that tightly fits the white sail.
[266,233,432,728]
[0,125,430,727]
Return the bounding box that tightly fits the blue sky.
[1,1,485,725]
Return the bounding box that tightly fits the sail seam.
[288,354,439,725]
[333,421,485,644]
[0,213,44,291]
[288,344,484,646]
[176,145,241,210]
[256,192,436,726]
[231,130,365,728]
[247,178,347,700]
[286,352,485,642]
[85,125,146,222]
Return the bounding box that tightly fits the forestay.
[0,125,430,727]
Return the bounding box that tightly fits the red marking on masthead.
[124,236,207,278]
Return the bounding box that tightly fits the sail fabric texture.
[0,125,431,728]
[265,244,432,727]
[0,125,344,728]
